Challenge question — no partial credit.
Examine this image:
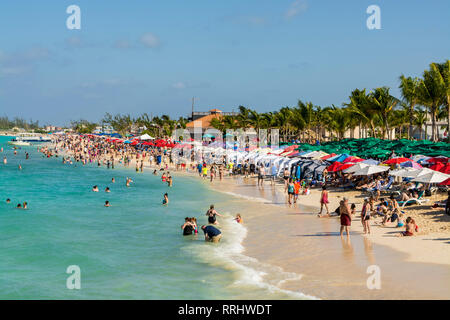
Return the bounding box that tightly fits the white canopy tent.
[139,134,154,140]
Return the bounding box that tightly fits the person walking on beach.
[258,164,265,187]
[283,167,289,191]
[340,198,352,238]
[361,198,371,234]
[287,178,295,205]
[318,186,330,217]
[201,225,222,243]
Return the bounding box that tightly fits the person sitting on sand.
[397,217,416,237]
[396,213,405,228]
[92,185,99,192]
[234,214,243,224]
[104,201,110,207]
[206,205,223,225]
[201,225,222,243]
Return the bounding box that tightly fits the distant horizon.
[1,0,449,126]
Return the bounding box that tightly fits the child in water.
[234,214,243,224]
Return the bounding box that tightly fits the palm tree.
[344,89,376,138]
[326,106,352,140]
[369,87,399,139]
[399,75,420,139]
[414,108,427,140]
[435,60,450,140]
[417,63,446,141]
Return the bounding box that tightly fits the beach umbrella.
[439,178,450,186]
[400,161,422,169]
[406,167,434,178]
[389,167,419,177]
[343,162,368,173]
[426,156,448,164]
[430,162,445,172]
[320,153,336,160]
[342,156,364,164]
[333,154,350,163]
[412,171,450,184]
[439,163,450,174]
[383,157,411,165]
[326,154,342,162]
[352,165,389,176]
[327,161,342,172]
[362,159,379,165]
[337,163,356,171]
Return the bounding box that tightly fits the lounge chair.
[398,190,430,208]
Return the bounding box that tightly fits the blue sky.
[0,0,449,126]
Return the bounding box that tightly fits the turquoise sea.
[0,136,307,299]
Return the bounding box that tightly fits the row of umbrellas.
[286,138,450,159]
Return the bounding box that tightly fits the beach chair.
[398,190,430,208]
[380,176,395,193]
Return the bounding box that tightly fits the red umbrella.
[430,162,445,172]
[383,157,410,165]
[337,163,355,171]
[321,153,336,160]
[327,162,342,172]
[439,163,450,174]
[427,157,448,164]
[342,156,364,163]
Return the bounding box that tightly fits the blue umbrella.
[362,159,379,165]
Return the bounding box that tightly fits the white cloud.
[285,0,308,19]
[172,82,186,89]
[140,33,161,48]
[113,39,132,49]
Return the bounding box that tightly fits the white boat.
[8,140,31,146]
[13,133,52,143]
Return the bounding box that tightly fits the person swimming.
[105,187,110,193]
[104,200,111,207]
[22,202,28,209]
[111,178,115,183]
[6,198,11,204]
[162,193,169,205]
[92,185,99,192]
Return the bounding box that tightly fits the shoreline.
[43,140,450,299]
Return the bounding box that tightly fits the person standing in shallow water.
[340,198,352,238]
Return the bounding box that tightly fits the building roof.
[185,113,222,129]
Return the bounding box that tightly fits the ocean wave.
[182,213,317,300]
